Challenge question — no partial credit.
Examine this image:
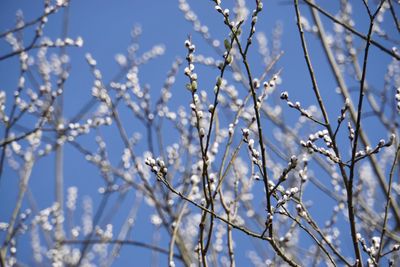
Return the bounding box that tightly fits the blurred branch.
[62,239,184,261]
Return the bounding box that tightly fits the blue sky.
[0,0,398,266]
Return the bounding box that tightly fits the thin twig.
[376,144,400,264]
[303,0,400,60]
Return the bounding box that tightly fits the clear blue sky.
[0,0,397,266]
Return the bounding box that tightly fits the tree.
[0,0,399,266]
